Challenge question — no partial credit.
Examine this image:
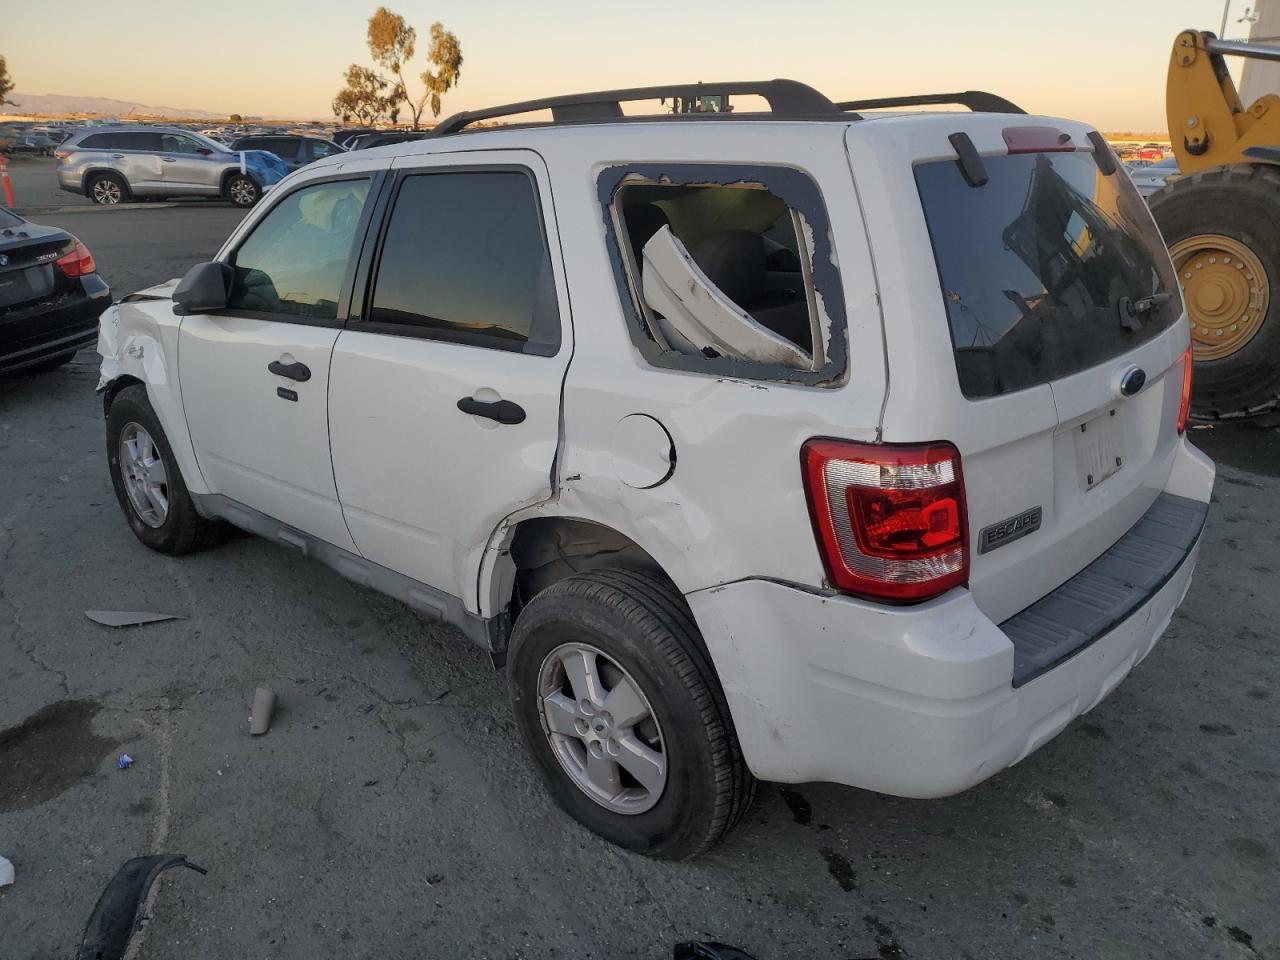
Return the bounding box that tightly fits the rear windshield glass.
[915,151,1182,399]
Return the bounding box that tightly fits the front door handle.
[457,397,526,425]
[161,157,177,163]
[268,360,311,382]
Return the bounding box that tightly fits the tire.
[224,173,260,208]
[1150,163,1280,418]
[507,566,755,859]
[87,172,130,205]
[106,384,224,555]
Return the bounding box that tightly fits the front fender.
[97,293,210,497]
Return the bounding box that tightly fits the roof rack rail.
[836,91,1026,115]
[431,79,842,136]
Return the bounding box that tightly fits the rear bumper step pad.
[1002,493,1208,687]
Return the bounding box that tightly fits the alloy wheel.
[230,179,257,205]
[119,422,169,528]
[93,179,123,204]
[536,642,668,814]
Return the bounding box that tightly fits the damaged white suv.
[98,81,1215,859]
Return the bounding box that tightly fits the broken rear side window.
[599,164,847,385]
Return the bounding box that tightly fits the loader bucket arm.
[1167,29,1280,175]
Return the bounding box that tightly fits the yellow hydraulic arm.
[1167,29,1280,175]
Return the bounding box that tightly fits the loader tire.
[1150,163,1280,419]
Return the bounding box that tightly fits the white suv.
[97,81,1215,859]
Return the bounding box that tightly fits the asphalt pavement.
[0,197,1277,960]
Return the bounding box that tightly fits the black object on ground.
[75,854,206,960]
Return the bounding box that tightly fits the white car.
[1128,155,1180,198]
[97,81,1214,859]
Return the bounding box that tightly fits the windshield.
[187,130,231,153]
[915,151,1182,399]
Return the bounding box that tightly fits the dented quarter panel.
[97,293,210,496]
[475,125,887,612]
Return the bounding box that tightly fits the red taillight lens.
[1177,345,1193,434]
[53,148,71,160]
[55,240,96,278]
[802,439,969,603]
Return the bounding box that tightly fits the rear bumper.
[687,437,1213,797]
[1,275,111,373]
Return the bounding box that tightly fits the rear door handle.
[110,154,125,159]
[268,360,311,382]
[457,397,526,425]
[161,157,177,163]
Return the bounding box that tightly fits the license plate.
[1076,409,1122,490]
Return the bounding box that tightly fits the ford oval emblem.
[1119,366,1146,397]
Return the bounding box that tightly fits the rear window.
[915,151,1182,399]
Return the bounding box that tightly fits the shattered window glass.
[603,166,846,384]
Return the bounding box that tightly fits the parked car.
[331,127,374,148]
[1128,154,1179,198]
[54,126,288,207]
[1,207,110,373]
[11,132,59,156]
[346,131,432,151]
[229,134,345,172]
[97,81,1214,859]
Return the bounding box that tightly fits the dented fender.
[97,283,210,497]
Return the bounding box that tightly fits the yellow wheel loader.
[1150,30,1280,417]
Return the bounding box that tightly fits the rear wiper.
[1117,292,1172,331]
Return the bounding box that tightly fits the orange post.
[0,155,14,207]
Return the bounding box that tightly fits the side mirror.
[172,262,231,316]
[196,147,213,156]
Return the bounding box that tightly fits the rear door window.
[915,151,1182,399]
[78,133,112,149]
[364,170,560,354]
[113,131,162,151]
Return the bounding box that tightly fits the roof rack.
[431,79,843,136]
[836,91,1026,115]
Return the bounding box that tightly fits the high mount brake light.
[802,439,969,603]
[55,240,96,278]
[1177,345,1193,434]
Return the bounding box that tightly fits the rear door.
[111,131,165,191]
[179,173,380,550]
[328,150,571,608]
[851,121,1188,624]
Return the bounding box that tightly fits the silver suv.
[55,126,287,207]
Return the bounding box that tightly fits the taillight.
[1177,345,1193,434]
[801,439,969,603]
[53,148,71,161]
[55,240,96,278]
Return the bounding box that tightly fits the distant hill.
[0,92,224,119]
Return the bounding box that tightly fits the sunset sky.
[1,0,1250,129]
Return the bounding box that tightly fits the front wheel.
[106,385,224,554]
[507,567,755,859]
[224,173,260,208]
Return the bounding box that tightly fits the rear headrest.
[625,203,671,262]
[691,230,766,308]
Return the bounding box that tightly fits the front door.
[179,174,378,551]
[159,132,221,192]
[328,151,572,607]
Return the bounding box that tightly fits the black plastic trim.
[947,132,988,187]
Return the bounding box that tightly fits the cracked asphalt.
[1,189,1278,959]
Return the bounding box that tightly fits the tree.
[0,56,17,107]
[363,8,461,129]
[331,64,392,125]
[228,113,243,123]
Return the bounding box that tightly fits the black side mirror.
[172,261,231,316]
[196,147,213,155]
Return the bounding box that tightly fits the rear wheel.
[225,173,260,208]
[507,567,755,859]
[1150,164,1280,418]
[88,172,129,205]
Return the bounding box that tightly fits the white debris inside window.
[615,181,830,372]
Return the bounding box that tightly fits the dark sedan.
[229,135,345,173]
[0,208,111,373]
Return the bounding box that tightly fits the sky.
[0,0,1256,129]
